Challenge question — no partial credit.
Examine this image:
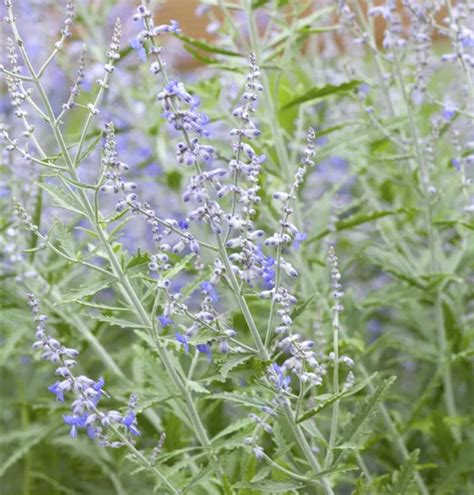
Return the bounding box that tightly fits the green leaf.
[0,425,57,478]
[37,182,85,216]
[163,253,195,280]
[56,281,111,304]
[386,449,420,495]
[177,34,242,57]
[211,418,254,443]
[281,80,362,110]
[76,131,103,164]
[187,380,210,394]
[53,220,76,258]
[217,353,254,379]
[183,459,224,493]
[207,392,267,408]
[235,480,304,492]
[126,250,150,269]
[297,373,378,423]
[334,376,397,463]
[308,209,408,243]
[90,314,150,329]
[290,291,319,322]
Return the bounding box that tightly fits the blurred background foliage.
[1,0,473,494]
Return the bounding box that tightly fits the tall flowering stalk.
[27,294,179,494]
[2,0,472,493]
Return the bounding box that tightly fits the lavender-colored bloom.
[153,20,182,35]
[129,38,147,62]
[175,333,189,354]
[178,219,189,230]
[201,281,218,303]
[63,413,87,438]
[260,253,276,288]
[48,381,65,402]
[292,232,307,250]
[158,315,173,327]
[271,363,291,390]
[442,107,456,121]
[123,411,140,436]
[196,343,212,362]
[253,445,265,460]
[28,295,140,446]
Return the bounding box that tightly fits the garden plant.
[1,0,473,493]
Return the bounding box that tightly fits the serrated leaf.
[53,220,76,258]
[177,34,242,57]
[77,131,102,163]
[211,417,254,443]
[164,253,195,280]
[90,314,150,329]
[308,209,408,243]
[0,425,57,478]
[235,480,304,492]
[207,392,267,408]
[290,292,319,321]
[281,80,362,110]
[334,376,397,464]
[387,449,420,495]
[218,353,254,379]
[38,182,85,216]
[297,373,378,423]
[182,459,224,494]
[187,380,210,394]
[56,281,109,304]
[126,250,150,269]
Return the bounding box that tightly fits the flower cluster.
[4,38,28,122]
[27,294,140,445]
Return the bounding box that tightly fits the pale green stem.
[283,401,335,495]
[8,5,213,455]
[324,306,340,469]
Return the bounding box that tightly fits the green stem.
[435,291,461,442]
[283,402,335,495]
[8,3,212,457]
[324,306,340,469]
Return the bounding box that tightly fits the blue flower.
[260,254,275,288]
[201,281,218,303]
[442,107,456,121]
[292,231,307,250]
[175,333,189,354]
[123,411,141,436]
[158,315,173,327]
[129,38,147,62]
[48,381,65,402]
[91,377,105,406]
[272,363,291,390]
[63,413,89,438]
[451,158,461,170]
[358,83,370,98]
[196,343,212,362]
[178,219,189,230]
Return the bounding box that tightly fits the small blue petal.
[175,333,189,354]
